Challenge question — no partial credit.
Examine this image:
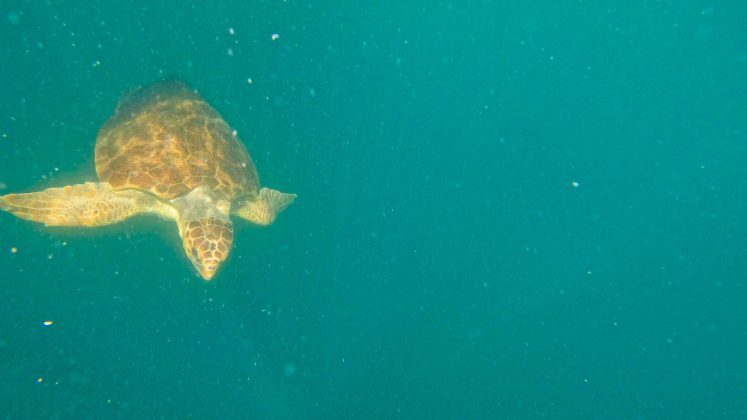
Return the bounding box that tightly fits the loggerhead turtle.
[0,80,296,280]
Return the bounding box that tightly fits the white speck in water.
[271,33,280,41]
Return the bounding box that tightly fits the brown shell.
[95,80,259,201]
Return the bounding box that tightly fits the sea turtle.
[0,80,296,280]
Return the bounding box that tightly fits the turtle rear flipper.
[234,187,296,226]
[0,182,156,227]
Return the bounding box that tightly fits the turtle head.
[181,217,234,281]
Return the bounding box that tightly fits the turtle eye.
[185,237,199,260]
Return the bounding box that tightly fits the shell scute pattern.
[95,81,259,201]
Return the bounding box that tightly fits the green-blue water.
[1,1,746,418]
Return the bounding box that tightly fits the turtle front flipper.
[0,182,156,227]
[234,187,296,226]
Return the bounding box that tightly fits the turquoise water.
[1,1,746,418]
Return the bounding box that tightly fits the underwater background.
[1,0,746,418]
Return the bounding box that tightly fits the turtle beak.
[198,263,219,281]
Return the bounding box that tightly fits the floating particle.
[227,48,234,56]
[10,247,17,254]
[37,377,44,383]
[228,27,235,35]
[247,78,253,85]
[571,181,579,188]
[43,321,54,326]
[271,33,280,41]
